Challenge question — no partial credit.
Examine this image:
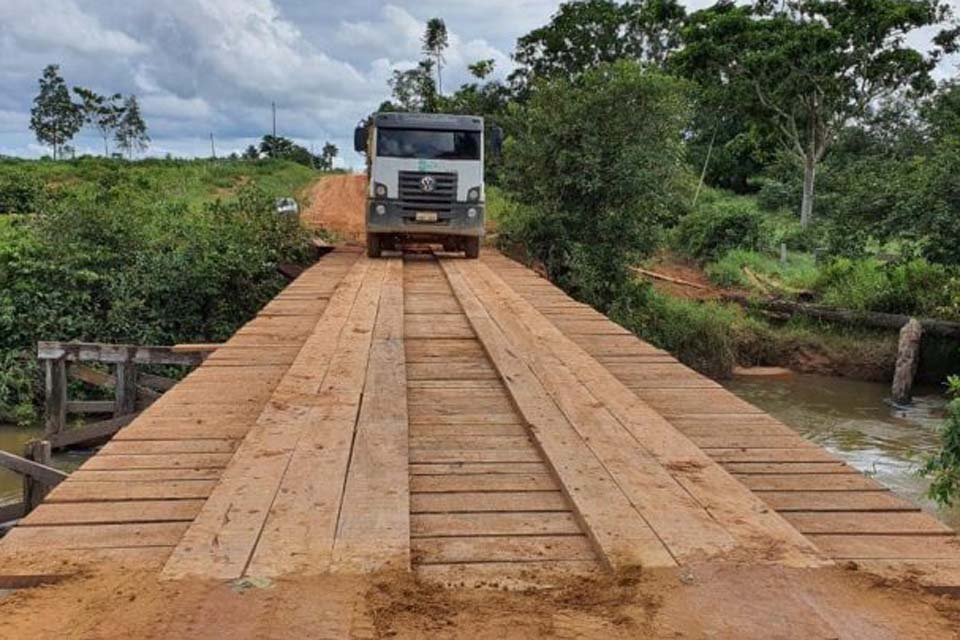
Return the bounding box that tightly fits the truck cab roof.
[373,112,484,132]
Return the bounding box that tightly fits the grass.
[706,248,820,293]
[0,157,319,213]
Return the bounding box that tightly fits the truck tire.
[367,233,382,258]
[464,237,480,259]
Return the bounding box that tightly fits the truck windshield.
[376,128,481,160]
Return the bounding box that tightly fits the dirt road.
[300,173,367,241]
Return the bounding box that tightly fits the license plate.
[415,211,438,222]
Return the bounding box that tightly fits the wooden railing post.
[23,440,53,511]
[114,357,137,418]
[43,356,67,439]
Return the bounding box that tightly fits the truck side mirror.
[354,126,368,153]
[490,126,504,158]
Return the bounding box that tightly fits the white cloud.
[0,0,147,55]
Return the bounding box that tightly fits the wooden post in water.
[892,318,923,406]
[43,357,67,439]
[22,440,53,511]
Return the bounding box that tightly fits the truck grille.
[398,171,457,213]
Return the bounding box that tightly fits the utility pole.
[210,133,216,159]
[272,102,277,138]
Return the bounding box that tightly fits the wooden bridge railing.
[37,342,204,449]
[0,440,68,524]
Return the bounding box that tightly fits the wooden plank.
[737,474,883,491]
[49,481,216,501]
[0,502,25,523]
[0,450,68,486]
[457,260,740,562]
[409,423,527,437]
[22,500,204,526]
[410,449,542,464]
[708,448,840,463]
[754,491,920,512]
[49,413,139,449]
[410,463,549,475]
[100,439,237,455]
[410,473,557,493]
[807,534,960,559]
[2,522,188,549]
[332,259,410,573]
[407,362,499,380]
[412,535,595,564]
[38,342,201,366]
[783,512,953,535]
[81,453,232,470]
[163,258,371,580]
[411,513,581,537]
[439,260,672,570]
[409,436,532,450]
[466,258,826,568]
[410,492,568,513]
[66,400,116,414]
[68,469,220,482]
[245,259,388,578]
[723,462,855,475]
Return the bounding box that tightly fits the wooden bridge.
[1,247,958,591]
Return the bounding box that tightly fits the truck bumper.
[366,200,485,238]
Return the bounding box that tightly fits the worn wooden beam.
[171,343,222,355]
[114,362,137,417]
[66,400,115,414]
[43,357,67,439]
[69,363,164,401]
[0,449,67,487]
[23,441,55,511]
[38,342,202,366]
[49,413,139,449]
[138,373,178,392]
[0,502,26,524]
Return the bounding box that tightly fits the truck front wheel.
[367,233,382,258]
[464,237,480,259]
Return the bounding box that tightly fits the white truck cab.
[354,112,489,258]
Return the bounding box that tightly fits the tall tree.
[512,0,685,88]
[422,18,449,95]
[319,142,338,171]
[114,95,149,159]
[73,87,123,156]
[468,59,495,81]
[675,0,957,226]
[389,60,439,112]
[29,65,83,160]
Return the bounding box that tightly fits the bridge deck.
[1,248,957,590]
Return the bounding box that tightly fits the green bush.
[0,171,46,214]
[499,60,693,310]
[0,160,317,419]
[611,286,744,378]
[815,257,960,320]
[755,178,795,213]
[921,375,960,507]
[706,248,820,292]
[674,198,765,261]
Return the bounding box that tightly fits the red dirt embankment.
[301,173,367,241]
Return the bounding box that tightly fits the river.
[1,374,958,529]
[724,372,960,529]
[0,424,90,505]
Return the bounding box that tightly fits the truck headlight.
[375,204,386,215]
[467,208,478,218]
[375,183,387,198]
[467,187,481,202]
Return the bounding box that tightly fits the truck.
[354,112,492,259]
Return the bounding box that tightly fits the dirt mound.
[301,174,367,241]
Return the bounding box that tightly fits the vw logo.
[420,176,436,192]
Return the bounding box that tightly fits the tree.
[675,1,958,226]
[501,61,693,308]
[115,95,149,158]
[259,135,295,158]
[319,142,338,170]
[29,65,83,160]
[389,60,439,112]
[242,144,260,160]
[73,87,123,156]
[468,59,495,81]
[512,0,685,87]
[422,18,449,95]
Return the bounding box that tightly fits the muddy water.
[0,423,90,507]
[724,373,960,529]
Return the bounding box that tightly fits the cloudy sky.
[1,0,957,168]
